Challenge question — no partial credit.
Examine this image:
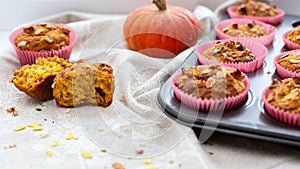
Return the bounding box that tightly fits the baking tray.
[156,15,300,147]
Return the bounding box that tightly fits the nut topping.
[17,41,28,47]
[34,29,44,35]
[45,36,54,43]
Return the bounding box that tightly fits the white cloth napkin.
[1,2,300,169]
[0,6,217,169]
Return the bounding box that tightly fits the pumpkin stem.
[152,0,167,11]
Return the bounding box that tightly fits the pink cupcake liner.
[196,39,268,73]
[9,22,78,65]
[215,18,277,46]
[282,30,300,50]
[227,5,285,25]
[274,49,300,78]
[262,86,300,127]
[171,66,250,111]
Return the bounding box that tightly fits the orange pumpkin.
[123,0,200,58]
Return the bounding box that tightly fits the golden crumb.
[28,122,41,127]
[140,142,147,147]
[146,164,156,169]
[13,125,26,131]
[33,125,43,131]
[46,149,54,156]
[66,132,74,140]
[119,94,126,102]
[51,140,60,147]
[112,163,125,169]
[28,122,42,131]
[143,158,151,164]
[40,132,49,138]
[82,150,92,159]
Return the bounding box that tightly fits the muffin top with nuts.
[267,78,300,114]
[286,26,300,45]
[201,40,256,63]
[278,50,300,73]
[235,0,279,17]
[222,21,267,38]
[175,64,246,99]
[14,23,71,51]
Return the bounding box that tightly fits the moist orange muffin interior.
[286,26,300,45]
[278,50,300,72]
[222,21,267,37]
[175,64,246,99]
[235,0,279,17]
[10,56,72,100]
[267,78,300,114]
[201,40,256,63]
[14,23,71,51]
[52,61,115,107]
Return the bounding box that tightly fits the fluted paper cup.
[263,86,300,127]
[215,18,277,46]
[227,5,285,25]
[274,49,300,78]
[196,39,268,73]
[171,66,250,111]
[9,22,77,65]
[282,30,300,50]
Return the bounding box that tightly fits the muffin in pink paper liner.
[215,18,277,46]
[274,49,300,78]
[282,26,300,50]
[227,3,285,25]
[171,64,250,111]
[196,39,268,73]
[9,22,77,65]
[262,78,300,127]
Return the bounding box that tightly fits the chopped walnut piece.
[8,144,17,149]
[6,107,18,116]
[136,149,144,155]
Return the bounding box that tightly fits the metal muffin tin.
[156,15,300,147]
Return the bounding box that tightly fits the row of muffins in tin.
[172,1,300,127]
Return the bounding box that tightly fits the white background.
[0,0,299,31]
[0,0,299,50]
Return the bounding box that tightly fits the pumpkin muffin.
[175,64,246,99]
[172,64,250,111]
[235,0,279,17]
[201,40,256,63]
[10,56,72,101]
[222,21,267,38]
[9,23,77,65]
[266,78,300,114]
[278,50,300,73]
[52,61,115,107]
[14,23,71,51]
[286,26,300,46]
[263,78,300,127]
